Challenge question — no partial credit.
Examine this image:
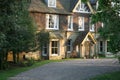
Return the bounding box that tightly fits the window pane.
[79,17,84,30]
[67,39,71,51]
[48,0,56,7]
[49,15,54,28]
[47,14,59,29]
[68,16,73,30]
[100,41,103,52]
[55,48,57,54]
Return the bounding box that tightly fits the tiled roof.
[29,0,97,14]
[29,0,71,15]
[73,31,96,46]
[73,31,88,46]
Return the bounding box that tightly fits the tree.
[6,0,36,63]
[0,0,36,68]
[37,30,50,59]
[0,0,14,70]
[82,0,120,53]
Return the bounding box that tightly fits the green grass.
[0,60,62,80]
[90,71,120,80]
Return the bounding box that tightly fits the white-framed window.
[42,43,48,56]
[51,40,59,56]
[89,17,95,32]
[46,14,59,30]
[48,0,56,8]
[76,2,85,12]
[78,17,84,31]
[67,39,72,53]
[68,16,73,31]
[90,24,95,32]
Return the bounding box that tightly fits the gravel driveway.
[9,59,120,80]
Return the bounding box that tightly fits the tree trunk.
[17,53,19,62]
[0,53,3,70]
[13,52,17,64]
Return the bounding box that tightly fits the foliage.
[91,0,120,53]
[37,30,50,49]
[0,0,13,70]
[0,0,36,69]
[18,58,35,67]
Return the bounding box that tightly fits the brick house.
[29,0,98,60]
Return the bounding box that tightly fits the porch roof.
[49,32,63,39]
[73,31,96,46]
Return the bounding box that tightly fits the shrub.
[18,58,35,67]
[98,53,105,58]
[26,58,35,66]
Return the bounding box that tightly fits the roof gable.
[72,0,90,13]
[73,31,96,46]
[29,0,97,14]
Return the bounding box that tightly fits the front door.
[85,41,90,58]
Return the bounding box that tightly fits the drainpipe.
[65,31,68,58]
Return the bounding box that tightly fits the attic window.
[74,0,89,13]
[48,0,56,8]
[76,2,85,11]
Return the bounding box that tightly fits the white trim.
[46,14,59,30]
[68,16,73,31]
[78,17,84,31]
[48,0,56,8]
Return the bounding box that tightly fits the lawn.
[0,60,62,80]
[90,71,120,80]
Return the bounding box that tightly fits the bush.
[98,53,105,58]
[18,61,28,67]
[26,58,35,66]
[18,58,35,67]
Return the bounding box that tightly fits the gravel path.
[9,59,120,80]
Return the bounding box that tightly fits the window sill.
[67,29,73,31]
[42,54,47,56]
[46,28,59,30]
[51,54,59,56]
[78,29,84,31]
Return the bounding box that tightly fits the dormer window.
[76,2,85,11]
[48,0,56,8]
